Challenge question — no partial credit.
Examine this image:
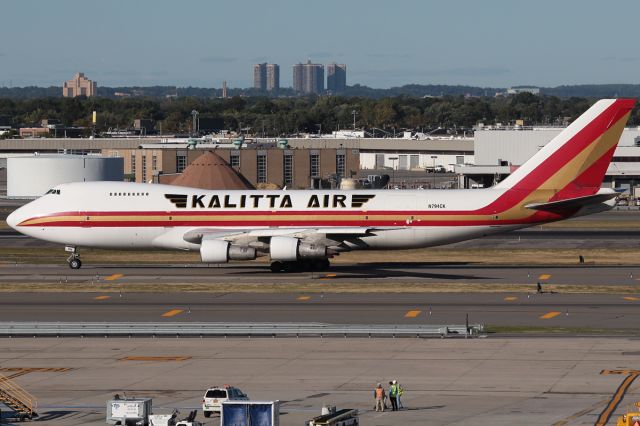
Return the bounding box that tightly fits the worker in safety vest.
[374,383,386,412]
[389,381,398,411]
[395,380,404,409]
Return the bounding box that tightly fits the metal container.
[106,398,152,425]
[221,401,279,426]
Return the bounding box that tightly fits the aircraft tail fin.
[494,98,635,201]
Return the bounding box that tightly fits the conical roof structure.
[169,151,255,190]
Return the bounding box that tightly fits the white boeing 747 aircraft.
[7,99,636,272]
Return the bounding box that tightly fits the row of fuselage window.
[109,192,150,197]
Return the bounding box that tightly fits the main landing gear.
[66,246,82,270]
[270,258,330,273]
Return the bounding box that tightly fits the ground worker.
[374,383,386,412]
[389,380,398,411]
[396,380,404,409]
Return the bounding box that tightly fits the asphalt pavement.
[0,291,638,330]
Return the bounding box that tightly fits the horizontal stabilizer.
[524,192,618,212]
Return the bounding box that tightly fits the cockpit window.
[45,189,61,195]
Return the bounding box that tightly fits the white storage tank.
[7,154,124,198]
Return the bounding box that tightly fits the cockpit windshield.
[45,189,61,195]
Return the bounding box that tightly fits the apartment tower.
[327,63,347,93]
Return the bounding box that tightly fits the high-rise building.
[222,81,228,99]
[254,63,279,92]
[327,63,347,93]
[292,63,304,92]
[62,72,97,97]
[253,63,267,90]
[266,64,279,92]
[293,60,324,94]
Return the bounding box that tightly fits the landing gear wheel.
[270,261,284,273]
[69,258,82,270]
[319,258,330,270]
[204,411,212,418]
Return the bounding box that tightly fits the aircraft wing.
[182,227,390,245]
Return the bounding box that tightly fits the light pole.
[191,109,199,136]
[389,156,398,189]
[430,155,437,188]
[352,110,358,131]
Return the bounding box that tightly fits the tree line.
[4,83,640,100]
[0,93,638,137]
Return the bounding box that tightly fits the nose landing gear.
[66,246,82,269]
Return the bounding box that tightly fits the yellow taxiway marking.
[596,370,640,426]
[623,296,640,301]
[404,310,421,318]
[104,273,124,281]
[94,295,111,300]
[538,274,551,280]
[121,356,192,362]
[0,367,73,380]
[504,296,518,301]
[297,296,311,301]
[319,273,338,280]
[540,311,561,319]
[161,309,183,317]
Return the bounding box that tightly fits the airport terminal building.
[0,137,472,193]
[456,127,640,195]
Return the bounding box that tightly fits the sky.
[2,0,640,89]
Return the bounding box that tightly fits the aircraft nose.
[6,209,21,230]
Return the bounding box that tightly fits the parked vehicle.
[202,386,248,417]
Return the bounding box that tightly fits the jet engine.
[269,236,327,261]
[200,239,256,263]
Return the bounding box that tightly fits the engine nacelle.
[200,239,256,263]
[270,236,326,261]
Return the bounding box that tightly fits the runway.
[0,291,638,330]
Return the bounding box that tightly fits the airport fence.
[0,322,484,338]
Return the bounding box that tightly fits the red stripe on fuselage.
[21,210,565,228]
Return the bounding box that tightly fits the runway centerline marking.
[104,274,124,281]
[161,309,183,317]
[623,296,640,301]
[504,296,518,301]
[538,274,551,280]
[297,296,311,301]
[405,310,421,318]
[540,311,561,319]
[596,370,640,426]
[94,295,111,300]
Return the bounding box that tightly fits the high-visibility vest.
[375,388,383,399]
[390,384,398,396]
